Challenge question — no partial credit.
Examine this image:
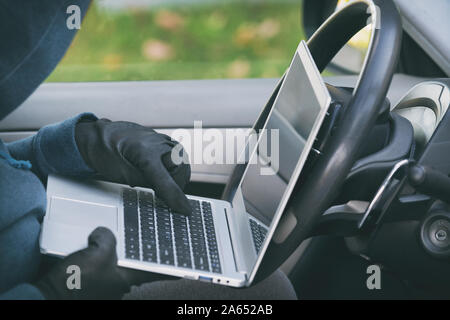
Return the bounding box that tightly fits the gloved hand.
[35,227,172,300]
[75,119,191,215]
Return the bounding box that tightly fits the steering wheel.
[254,0,402,282]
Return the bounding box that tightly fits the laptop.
[40,40,332,287]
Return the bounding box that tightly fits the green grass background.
[47,2,311,82]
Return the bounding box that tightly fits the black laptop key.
[123,189,140,260]
[250,219,262,254]
[138,191,157,263]
[201,201,212,212]
[259,224,268,239]
[249,219,268,254]
[155,201,175,265]
[159,248,174,265]
[188,200,210,272]
[172,214,192,268]
[142,241,157,262]
[202,201,222,273]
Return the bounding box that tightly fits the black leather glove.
[75,119,191,215]
[35,227,172,300]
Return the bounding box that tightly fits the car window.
[48,0,307,82]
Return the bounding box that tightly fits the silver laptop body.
[40,41,332,288]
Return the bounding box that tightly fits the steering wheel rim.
[253,0,402,283]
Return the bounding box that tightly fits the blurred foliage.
[47,1,307,82]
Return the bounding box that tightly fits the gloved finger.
[122,141,172,186]
[154,132,177,144]
[162,152,191,190]
[87,227,117,257]
[123,140,191,215]
[161,142,190,169]
[117,267,178,286]
[161,151,177,172]
[117,159,149,188]
[167,163,191,190]
[117,142,163,188]
[92,155,147,188]
[142,161,192,216]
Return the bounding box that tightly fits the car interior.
[1,0,449,299]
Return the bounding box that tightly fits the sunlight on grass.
[48,2,307,82]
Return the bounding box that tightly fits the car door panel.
[0,75,425,183]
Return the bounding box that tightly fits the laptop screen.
[234,40,331,276]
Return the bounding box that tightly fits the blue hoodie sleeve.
[0,284,45,300]
[6,113,98,181]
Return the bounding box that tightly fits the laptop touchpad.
[49,197,118,232]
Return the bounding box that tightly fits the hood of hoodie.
[0,0,91,121]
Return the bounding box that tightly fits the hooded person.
[0,0,192,299]
[0,0,296,300]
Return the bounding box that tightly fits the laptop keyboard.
[122,188,222,274]
[249,219,268,254]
